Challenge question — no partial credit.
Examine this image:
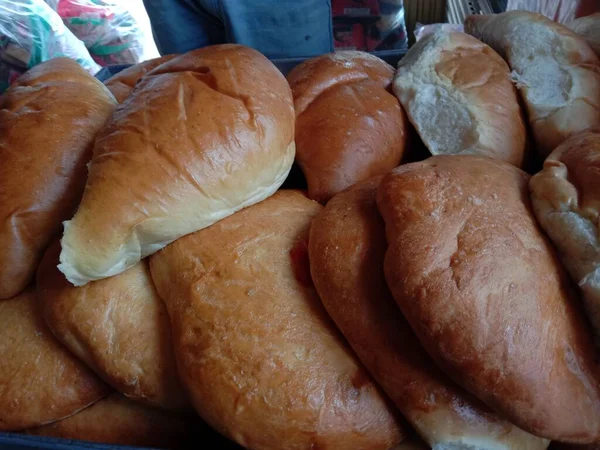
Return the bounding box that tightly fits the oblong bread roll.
[377,155,600,442]
[149,191,404,450]
[59,44,296,286]
[309,177,548,450]
[0,58,117,300]
[464,11,600,157]
[37,240,188,411]
[0,288,109,430]
[393,30,526,167]
[567,13,600,57]
[288,52,407,203]
[529,129,600,345]
[25,393,197,448]
[104,54,178,103]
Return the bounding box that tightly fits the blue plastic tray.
[94,49,407,82]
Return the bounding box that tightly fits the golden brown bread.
[0,58,117,300]
[567,13,600,57]
[288,51,407,203]
[529,129,600,345]
[149,190,404,450]
[464,11,600,157]
[377,155,600,443]
[0,288,109,431]
[104,54,178,103]
[59,44,295,286]
[36,241,188,411]
[25,393,196,448]
[393,31,526,167]
[309,177,549,450]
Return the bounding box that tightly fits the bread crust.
[289,51,407,203]
[0,288,109,431]
[393,31,526,167]
[37,241,188,411]
[530,128,600,345]
[149,191,404,450]
[465,11,600,156]
[309,177,548,450]
[59,44,295,286]
[0,58,117,299]
[377,155,600,442]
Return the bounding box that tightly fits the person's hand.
[506,0,599,23]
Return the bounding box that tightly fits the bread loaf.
[37,241,188,411]
[58,44,295,286]
[26,394,197,448]
[377,155,600,442]
[567,13,600,57]
[0,58,117,300]
[309,177,549,450]
[465,11,600,156]
[149,191,404,450]
[0,288,109,431]
[393,30,526,166]
[288,51,407,203]
[529,129,600,345]
[104,55,178,103]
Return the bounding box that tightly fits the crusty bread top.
[0,57,116,300]
[309,177,549,450]
[393,30,526,166]
[58,44,295,286]
[464,11,600,156]
[287,50,394,116]
[105,55,178,103]
[149,190,404,450]
[0,288,109,431]
[377,155,600,442]
[529,128,600,344]
[567,13,600,57]
[37,241,189,411]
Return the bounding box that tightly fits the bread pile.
[0,10,600,450]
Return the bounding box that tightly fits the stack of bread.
[0,9,599,450]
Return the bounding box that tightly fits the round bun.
[37,241,188,411]
[288,51,407,203]
[465,11,600,157]
[149,190,404,450]
[530,128,600,345]
[393,30,526,166]
[26,394,196,448]
[377,155,600,442]
[58,44,295,286]
[0,288,109,430]
[309,177,548,450]
[104,54,178,103]
[0,58,116,299]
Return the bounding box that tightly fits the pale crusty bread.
[568,13,600,57]
[104,54,178,103]
[26,393,196,448]
[59,44,295,286]
[393,31,526,167]
[529,129,600,346]
[377,155,600,442]
[309,177,549,450]
[465,11,600,157]
[37,241,188,411]
[0,58,117,300]
[149,191,404,450]
[288,52,407,203]
[0,288,109,431]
